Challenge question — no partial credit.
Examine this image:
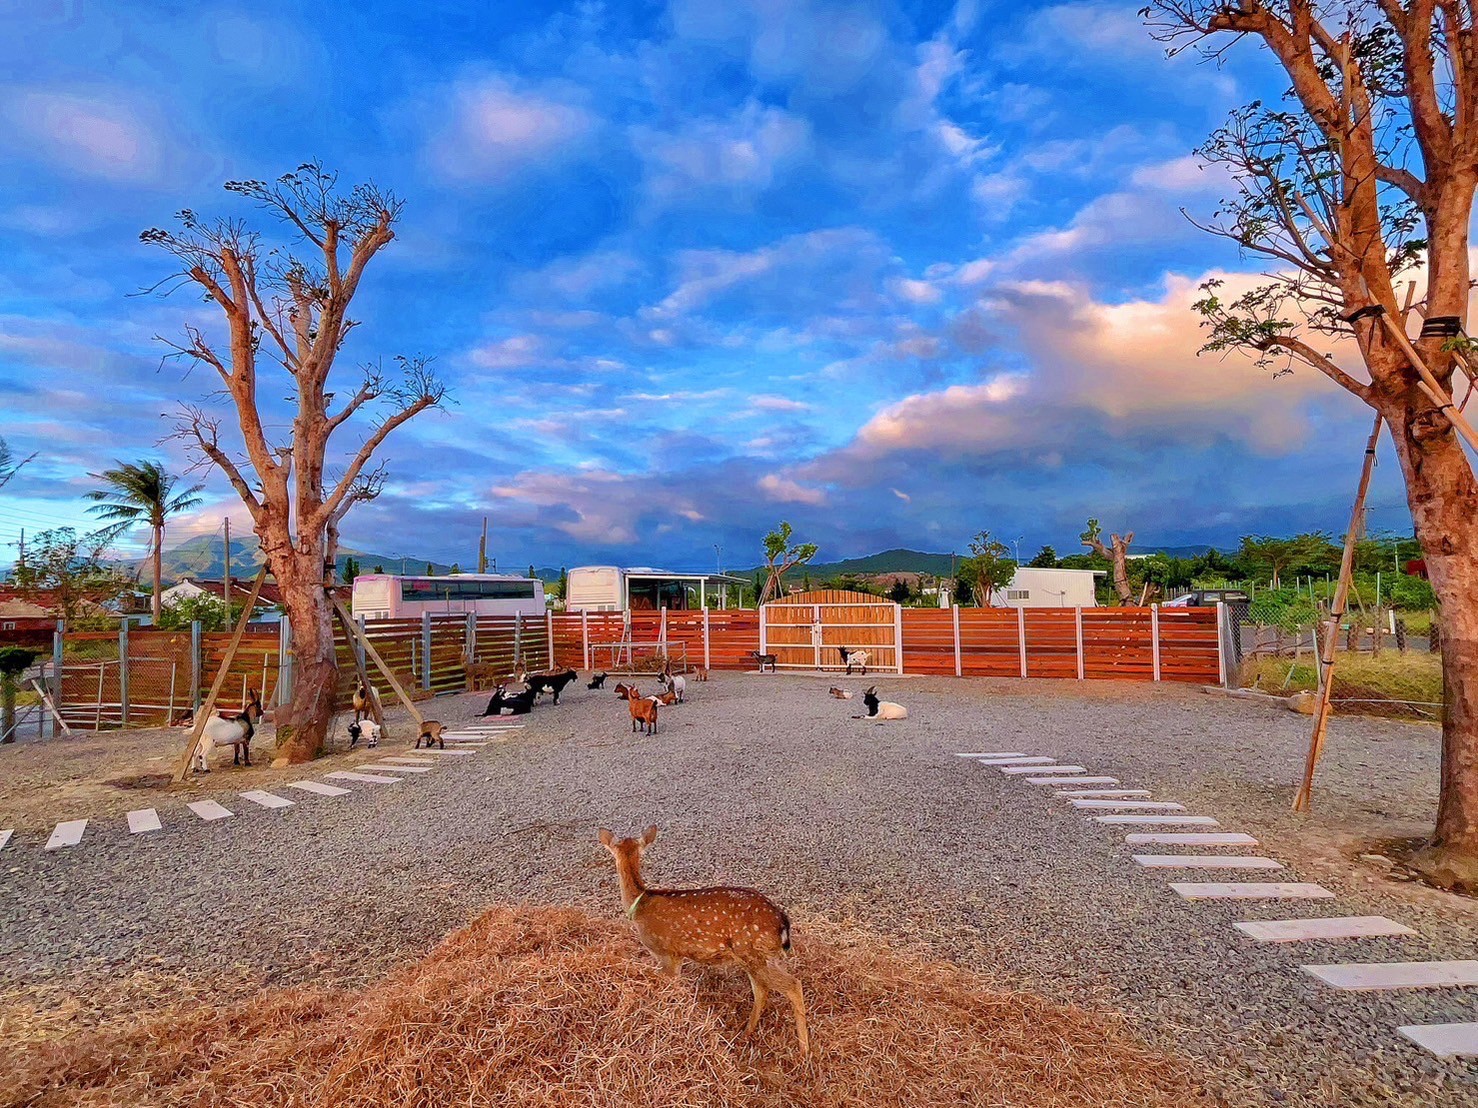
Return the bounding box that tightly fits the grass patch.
[0,905,1210,1108]
[1241,652,1442,718]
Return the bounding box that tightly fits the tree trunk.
[1,676,15,743]
[1388,406,1478,888]
[151,523,163,625]
[265,539,338,764]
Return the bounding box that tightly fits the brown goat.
[415,720,446,749]
[617,683,659,734]
[598,826,808,1058]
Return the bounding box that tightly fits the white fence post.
[582,610,590,670]
[703,607,712,670]
[465,612,477,666]
[546,609,554,668]
[514,611,523,670]
[1216,600,1228,686]
[1017,607,1027,678]
[118,620,130,727]
[1151,604,1162,683]
[660,606,668,646]
[894,603,904,674]
[421,612,433,691]
[951,604,962,677]
[277,614,293,707]
[52,620,66,720]
[1075,608,1085,680]
[188,619,201,707]
[759,603,768,658]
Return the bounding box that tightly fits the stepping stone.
[1172,882,1334,901]
[409,748,476,756]
[1056,789,1152,798]
[240,790,295,809]
[1072,800,1186,811]
[1235,916,1415,943]
[1030,775,1118,785]
[187,800,233,822]
[286,780,350,797]
[1126,832,1258,846]
[978,756,1055,766]
[1302,960,1478,991]
[326,770,404,784]
[368,761,432,773]
[1134,855,1282,870]
[126,808,162,834]
[1095,815,1219,826]
[437,738,489,745]
[1398,1023,1478,1058]
[380,757,436,766]
[1001,765,1087,776]
[0,829,11,851]
[45,819,87,850]
[955,752,1021,758]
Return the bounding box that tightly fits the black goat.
[482,684,535,716]
[587,671,608,689]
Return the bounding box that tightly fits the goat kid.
[617,683,659,734]
[416,720,446,749]
[587,671,608,689]
[828,686,853,700]
[837,646,869,675]
[347,719,382,748]
[598,826,808,1058]
[522,668,578,705]
[860,686,908,720]
[751,650,777,673]
[193,690,264,772]
[352,682,380,723]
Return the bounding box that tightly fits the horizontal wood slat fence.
[49,604,1222,730]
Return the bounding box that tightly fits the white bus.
[350,573,546,620]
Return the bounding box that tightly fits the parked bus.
[351,573,546,620]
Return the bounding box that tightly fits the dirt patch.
[1,905,1211,1108]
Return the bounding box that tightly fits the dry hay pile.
[2,906,1209,1108]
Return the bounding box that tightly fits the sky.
[0,0,1418,574]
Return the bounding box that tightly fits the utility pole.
[223,517,232,614]
[16,528,23,568]
[478,517,488,574]
[714,543,722,575]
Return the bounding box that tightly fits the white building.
[565,566,746,611]
[992,567,1105,608]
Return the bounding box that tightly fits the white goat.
[193,691,264,771]
[838,646,870,675]
[662,670,686,703]
[860,686,907,720]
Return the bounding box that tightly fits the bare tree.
[1081,518,1134,605]
[142,164,446,762]
[1146,1,1478,886]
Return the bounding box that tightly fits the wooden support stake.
[30,678,72,736]
[1294,413,1384,811]
[172,568,266,783]
[332,597,424,729]
[1375,313,1478,452]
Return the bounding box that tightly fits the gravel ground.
[4,673,1478,1107]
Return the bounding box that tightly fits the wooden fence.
[49,604,1223,729]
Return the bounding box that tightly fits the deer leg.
[744,969,770,1037]
[756,961,809,1058]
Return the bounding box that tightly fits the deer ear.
[641,825,659,845]
[597,828,614,847]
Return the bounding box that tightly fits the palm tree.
[86,461,204,624]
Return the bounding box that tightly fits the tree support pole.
[172,568,266,783]
[1294,413,1384,811]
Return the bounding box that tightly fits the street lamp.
[1012,537,1023,564]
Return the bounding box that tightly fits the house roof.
[170,577,284,606]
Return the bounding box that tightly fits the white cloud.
[636,101,811,202]
[891,277,943,305]
[747,394,812,413]
[425,75,595,183]
[758,473,827,505]
[0,88,176,184]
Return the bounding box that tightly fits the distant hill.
[737,548,957,579]
[148,535,458,583]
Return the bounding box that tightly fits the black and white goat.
[482,684,535,716]
[859,686,907,720]
[348,718,381,748]
[192,690,264,771]
[837,646,870,675]
[522,668,579,704]
[661,668,686,703]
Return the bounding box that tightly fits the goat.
[751,650,777,673]
[347,719,381,748]
[588,671,608,690]
[828,686,853,700]
[416,720,446,750]
[522,668,579,705]
[617,683,659,734]
[860,686,908,720]
[654,690,678,706]
[352,682,380,723]
[837,646,869,675]
[696,667,709,682]
[482,684,535,716]
[598,826,808,1058]
[192,690,264,772]
[661,669,686,703]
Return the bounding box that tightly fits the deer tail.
[778,908,792,953]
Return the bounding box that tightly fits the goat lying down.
[192,690,264,771]
[859,686,907,720]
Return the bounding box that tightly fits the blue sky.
[0,1,1415,573]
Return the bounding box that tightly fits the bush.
[155,594,244,632]
[1248,588,1318,631]
[1387,574,1437,611]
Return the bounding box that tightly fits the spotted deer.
[597,826,809,1058]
